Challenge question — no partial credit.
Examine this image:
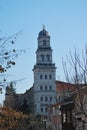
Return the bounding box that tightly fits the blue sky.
[0,0,87,103]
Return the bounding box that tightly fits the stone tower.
[33,27,56,116]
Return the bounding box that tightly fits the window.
[43,40,46,46]
[45,97,48,102]
[49,86,52,90]
[45,74,47,79]
[40,86,43,91]
[45,86,47,90]
[47,54,50,61]
[41,108,43,113]
[50,97,52,102]
[49,74,52,79]
[40,75,43,79]
[40,97,43,102]
[41,54,44,61]
[45,108,48,113]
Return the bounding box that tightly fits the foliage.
[0,106,37,130]
[0,106,28,130]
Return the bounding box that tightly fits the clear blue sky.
[0,0,87,103]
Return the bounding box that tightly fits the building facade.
[47,81,77,130]
[33,27,56,116]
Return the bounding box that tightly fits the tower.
[33,27,56,116]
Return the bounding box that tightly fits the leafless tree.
[0,32,25,92]
[62,45,87,126]
[62,45,87,86]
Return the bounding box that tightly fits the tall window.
[43,40,46,46]
[49,86,52,90]
[40,86,43,91]
[45,108,48,113]
[47,54,50,61]
[45,97,48,102]
[50,97,52,102]
[40,75,43,79]
[45,86,47,90]
[41,108,43,113]
[41,54,44,61]
[45,74,47,79]
[49,74,52,79]
[40,97,43,102]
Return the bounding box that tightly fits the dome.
[38,26,50,38]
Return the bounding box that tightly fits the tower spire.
[43,25,45,30]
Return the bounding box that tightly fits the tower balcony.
[33,63,56,70]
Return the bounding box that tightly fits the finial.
[43,25,45,30]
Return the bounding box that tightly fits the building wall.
[47,105,62,130]
[33,28,56,116]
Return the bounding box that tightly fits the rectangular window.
[41,108,43,113]
[43,40,46,46]
[49,86,52,90]
[40,97,43,102]
[45,97,48,102]
[40,75,43,79]
[45,86,47,90]
[45,108,48,113]
[50,97,52,102]
[40,86,43,91]
[49,75,52,79]
[45,75,47,79]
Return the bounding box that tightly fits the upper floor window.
[40,75,43,79]
[45,86,47,90]
[45,74,47,79]
[40,96,43,102]
[49,74,52,79]
[40,86,43,91]
[47,54,50,61]
[41,54,44,61]
[45,108,48,113]
[41,108,43,113]
[43,40,46,46]
[50,97,52,102]
[49,86,52,90]
[45,97,48,102]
